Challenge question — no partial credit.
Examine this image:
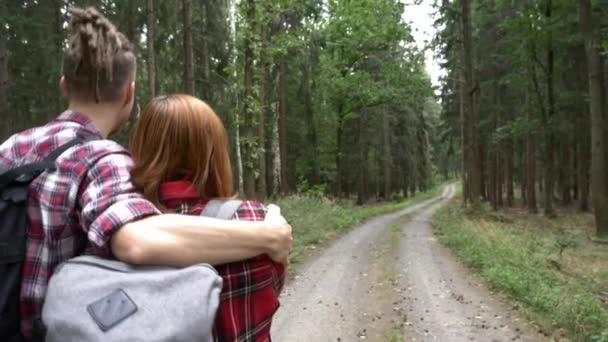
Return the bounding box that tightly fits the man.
[0,7,292,340]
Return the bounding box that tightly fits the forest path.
[272,185,548,341]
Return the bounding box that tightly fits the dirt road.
[272,185,546,341]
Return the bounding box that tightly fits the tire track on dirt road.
[271,190,447,341]
[397,185,546,342]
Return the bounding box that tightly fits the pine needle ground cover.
[433,201,608,341]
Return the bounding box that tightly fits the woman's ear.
[59,76,69,97]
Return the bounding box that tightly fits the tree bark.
[490,81,498,210]
[257,25,268,200]
[577,135,590,211]
[580,0,608,237]
[335,105,344,197]
[506,137,515,206]
[0,0,9,141]
[278,57,289,194]
[200,0,210,100]
[560,140,573,205]
[357,109,369,205]
[461,0,481,204]
[526,85,538,213]
[147,0,157,98]
[242,0,256,198]
[383,106,392,199]
[271,103,281,196]
[543,0,556,217]
[182,0,194,95]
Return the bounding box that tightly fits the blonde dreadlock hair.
[62,7,136,103]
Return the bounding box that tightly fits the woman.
[130,94,285,342]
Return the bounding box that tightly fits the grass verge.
[432,199,608,341]
[276,181,448,264]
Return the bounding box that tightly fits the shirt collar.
[54,110,104,139]
[159,180,206,203]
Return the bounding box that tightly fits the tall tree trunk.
[182,0,194,95]
[506,138,515,206]
[459,72,468,204]
[335,107,344,197]
[278,57,289,194]
[242,0,256,198]
[383,107,391,199]
[560,140,573,205]
[490,81,499,210]
[147,0,157,98]
[0,0,9,141]
[543,0,556,217]
[461,0,481,204]
[577,137,590,211]
[200,0,210,100]
[526,86,538,213]
[256,26,268,200]
[357,109,369,205]
[580,0,608,237]
[235,108,245,196]
[271,103,281,196]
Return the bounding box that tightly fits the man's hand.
[265,204,293,265]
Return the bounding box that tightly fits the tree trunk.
[200,0,210,100]
[147,0,157,98]
[490,81,499,210]
[242,0,256,198]
[506,138,515,206]
[357,109,369,205]
[578,135,590,211]
[0,0,9,141]
[560,140,573,205]
[526,97,538,213]
[382,107,392,199]
[461,0,481,204]
[256,26,268,200]
[278,57,289,194]
[235,109,244,196]
[336,107,344,197]
[580,0,608,237]
[543,0,556,217]
[459,72,468,204]
[271,103,281,196]
[182,0,194,95]
[577,50,590,212]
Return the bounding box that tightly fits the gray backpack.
[42,199,242,342]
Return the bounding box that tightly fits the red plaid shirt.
[0,111,159,339]
[159,181,285,342]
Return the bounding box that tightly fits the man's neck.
[67,102,119,138]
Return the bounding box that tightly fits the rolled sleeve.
[78,149,159,255]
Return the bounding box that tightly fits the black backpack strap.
[0,136,86,189]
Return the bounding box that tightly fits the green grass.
[384,325,404,342]
[276,182,448,264]
[432,200,608,341]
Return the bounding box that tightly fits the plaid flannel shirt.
[159,181,285,342]
[0,111,159,339]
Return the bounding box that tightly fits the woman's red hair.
[130,94,234,210]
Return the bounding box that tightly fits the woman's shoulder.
[234,200,266,221]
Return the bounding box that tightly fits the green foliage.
[278,181,445,263]
[2,0,440,201]
[592,331,608,342]
[555,230,579,258]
